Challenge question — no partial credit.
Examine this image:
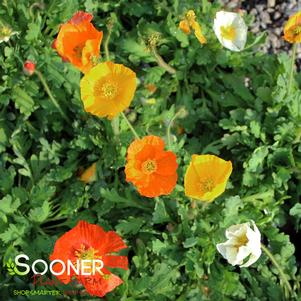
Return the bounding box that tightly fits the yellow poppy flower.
[80,61,137,119]
[284,11,301,43]
[184,154,232,202]
[79,163,97,183]
[179,10,206,44]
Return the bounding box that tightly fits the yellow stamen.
[74,244,103,275]
[232,233,249,251]
[199,178,214,193]
[94,81,118,99]
[142,159,157,174]
[0,27,12,36]
[186,10,196,23]
[75,244,99,260]
[73,44,84,59]
[293,25,301,35]
[220,25,236,41]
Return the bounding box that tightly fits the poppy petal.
[138,172,177,197]
[156,151,178,176]
[69,11,93,25]
[81,272,123,297]
[103,255,128,270]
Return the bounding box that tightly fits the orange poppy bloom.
[80,61,137,119]
[184,154,232,202]
[284,11,301,43]
[125,135,178,198]
[50,220,128,297]
[179,10,207,44]
[79,163,97,183]
[54,11,103,73]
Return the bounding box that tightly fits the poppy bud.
[23,60,36,76]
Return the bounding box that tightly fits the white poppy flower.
[213,11,247,52]
[0,26,18,44]
[216,221,261,267]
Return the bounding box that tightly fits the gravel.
[219,0,301,62]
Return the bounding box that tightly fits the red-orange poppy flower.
[54,11,103,73]
[125,135,178,198]
[50,220,128,297]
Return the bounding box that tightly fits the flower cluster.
[46,7,300,298]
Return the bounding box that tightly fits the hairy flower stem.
[261,243,294,297]
[104,22,113,61]
[151,46,176,75]
[121,112,140,139]
[35,70,70,122]
[288,44,297,96]
[167,108,185,149]
[111,115,120,136]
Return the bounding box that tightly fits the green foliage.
[0,0,300,300]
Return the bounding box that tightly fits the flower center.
[234,233,249,249]
[220,25,236,41]
[199,178,214,193]
[94,80,118,100]
[186,10,196,23]
[73,44,84,59]
[293,25,301,35]
[75,244,99,260]
[102,83,118,98]
[142,159,157,174]
[0,26,12,36]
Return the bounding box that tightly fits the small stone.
[274,12,281,20]
[274,28,282,35]
[250,8,258,16]
[260,11,272,24]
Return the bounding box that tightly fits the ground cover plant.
[0,0,301,300]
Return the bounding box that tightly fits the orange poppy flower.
[79,163,97,183]
[179,10,207,44]
[184,154,232,202]
[50,220,128,297]
[145,83,157,94]
[54,11,103,73]
[80,61,137,119]
[283,11,301,43]
[125,135,178,198]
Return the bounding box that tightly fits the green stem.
[42,222,67,230]
[261,243,293,296]
[288,44,297,96]
[167,108,185,149]
[120,112,140,139]
[35,70,70,122]
[29,2,42,19]
[152,46,176,75]
[111,115,120,136]
[104,23,113,61]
